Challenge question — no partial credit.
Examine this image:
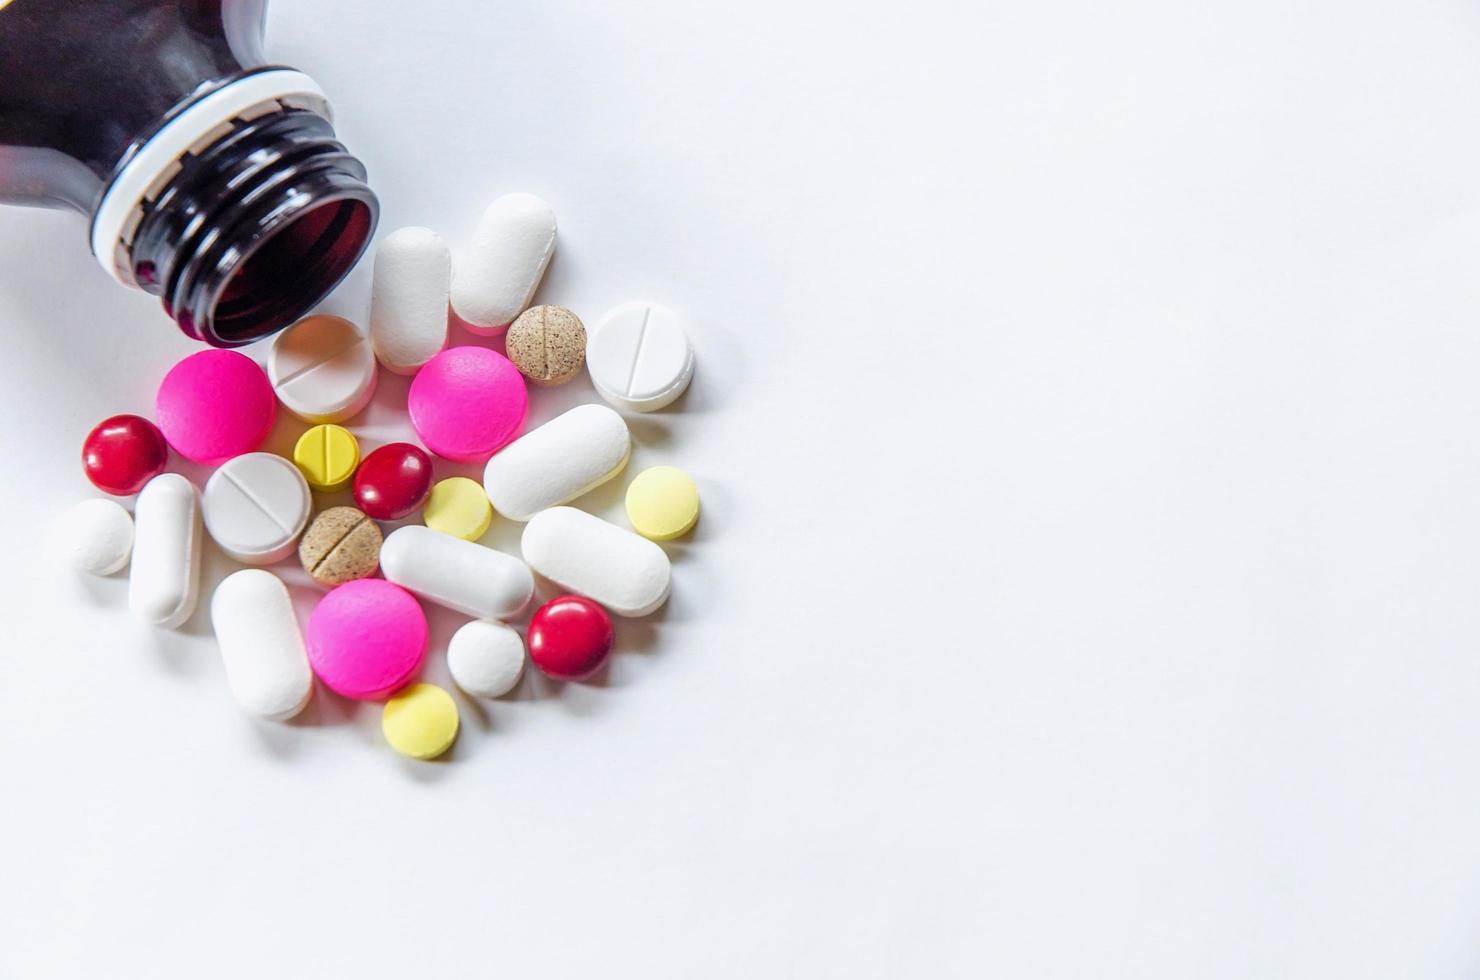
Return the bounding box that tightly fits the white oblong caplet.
[449,193,556,335]
[211,569,314,721]
[370,226,451,375]
[483,404,630,521]
[380,525,533,620]
[521,507,671,617]
[129,473,202,628]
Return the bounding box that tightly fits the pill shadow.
[611,612,664,666]
[453,686,493,735]
[396,752,458,781]
[286,683,360,729]
[567,469,630,521]
[624,416,675,452]
[259,408,312,461]
[172,538,242,639]
[146,623,206,677]
[245,721,299,759]
[353,367,420,447]
[446,307,508,351]
[71,564,129,606]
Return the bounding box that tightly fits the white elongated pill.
[521,507,671,617]
[58,498,134,575]
[370,226,450,374]
[450,193,556,335]
[483,404,630,521]
[129,473,202,628]
[587,302,694,412]
[268,314,377,423]
[202,452,311,565]
[380,525,533,620]
[447,620,525,698]
[210,569,314,721]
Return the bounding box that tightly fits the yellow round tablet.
[382,684,459,760]
[293,424,360,492]
[625,466,700,541]
[423,476,493,541]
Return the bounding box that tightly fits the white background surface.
[5,0,1480,975]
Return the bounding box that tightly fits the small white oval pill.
[587,302,694,413]
[483,404,630,522]
[447,620,525,699]
[210,569,314,721]
[268,314,378,423]
[370,226,451,375]
[59,498,133,575]
[521,507,671,617]
[380,525,533,620]
[450,192,557,335]
[202,452,311,565]
[129,473,202,628]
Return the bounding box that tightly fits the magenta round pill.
[156,349,276,465]
[305,579,428,701]
[407,346,527,463]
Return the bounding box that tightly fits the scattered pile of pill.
[58,192,700,761]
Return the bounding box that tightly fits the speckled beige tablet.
[504,305,586,386]
[299,506,382,587]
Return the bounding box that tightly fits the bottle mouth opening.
[196,190,375,346]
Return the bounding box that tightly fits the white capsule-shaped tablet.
[450,193,557,335]
[380,525,533,620]
[521,507,671,617]
[370,226,451,375]
[202,453,311,565]
[268,314,378,423]
[447,619,526,699]
[210,569,314,721]
[587,302,695,413]
[58,498,134,575]
[129,473,202,628]
[482,404,630,522]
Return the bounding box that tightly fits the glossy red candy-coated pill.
[527,596,615,680]
[354,443,433,521]
[82,414,169,495]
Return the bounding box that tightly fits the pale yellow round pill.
[625,466,700,541]
[423,477,493,540]
[382,684,459,760]
[293,424,360,492]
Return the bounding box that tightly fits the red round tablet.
[81,414,170,496]
[527,596,614,680]
[353,442,433,520]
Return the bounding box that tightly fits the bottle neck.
[126,106,377,347]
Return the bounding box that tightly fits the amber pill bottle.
[0,0,378,346]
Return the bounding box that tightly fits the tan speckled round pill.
[505,305,586,386]
[299,506,383,587]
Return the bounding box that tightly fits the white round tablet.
[202,453,311,565]
[268,314,377,423]
[586,301,694,412]
[59,498,134,575]
[447,619,526,699]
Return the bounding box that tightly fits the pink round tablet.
[156,349,275,465]
[305,579,428,701]
[408,346,527,462]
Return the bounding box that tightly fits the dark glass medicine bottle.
[0,0,379,347]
